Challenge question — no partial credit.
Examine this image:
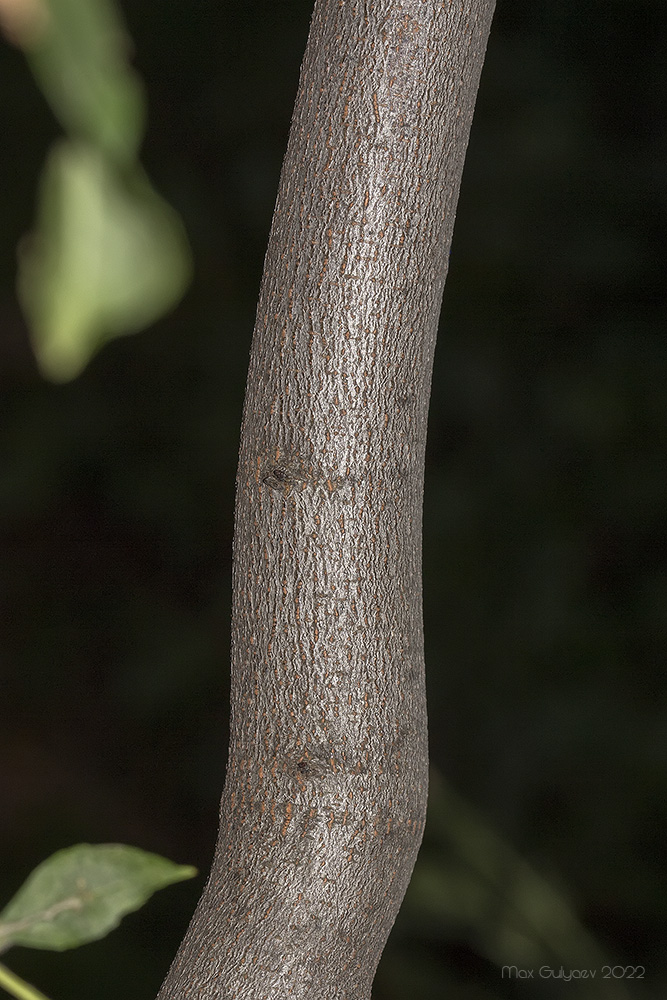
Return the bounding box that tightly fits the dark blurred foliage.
[1,1,665,998]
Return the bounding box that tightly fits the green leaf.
[18,139,193,382]
[24,0,146,164]
[0,844,196,953]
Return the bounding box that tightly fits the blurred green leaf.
[24,0,145,164]
[399,771,634,998]
[0,844,196,953]
[18,140,193,382]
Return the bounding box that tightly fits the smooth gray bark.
[157,1,495,998]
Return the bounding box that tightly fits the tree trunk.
[157,1,495,997]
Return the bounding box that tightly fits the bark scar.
[261,464,304,493]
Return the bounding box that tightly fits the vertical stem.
[158,2,495,998]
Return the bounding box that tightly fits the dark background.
[1,1,665,998]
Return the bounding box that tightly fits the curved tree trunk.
[158,1,495,997]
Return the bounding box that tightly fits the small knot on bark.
[262,464,303,492]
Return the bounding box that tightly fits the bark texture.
[158,2,495,998]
